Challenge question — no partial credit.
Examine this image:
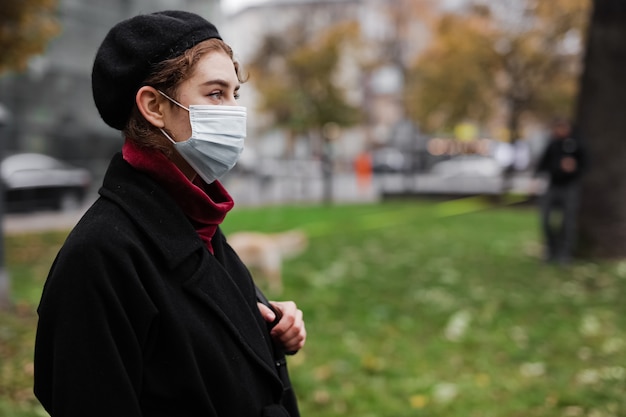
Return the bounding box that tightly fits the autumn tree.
[407,0,590,139]
[0,0,59,310]
[0,0,60,74]
[248,20,363,201]
[575,0,626,258]
[248,20,362,157]
[405,10,496,134]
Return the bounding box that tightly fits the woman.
[34,10,305,417]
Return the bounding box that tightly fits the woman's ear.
[136,86,166,128]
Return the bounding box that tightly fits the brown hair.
[123,38,246,155]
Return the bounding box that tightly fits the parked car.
[430,155,504,178]
[1,153,92,212]
[371,147,410,173]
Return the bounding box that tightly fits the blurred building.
[0,0,221,171]
[1,0,443,177]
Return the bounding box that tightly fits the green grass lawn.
[2,200,626,416]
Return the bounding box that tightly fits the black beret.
[92,10,222,130]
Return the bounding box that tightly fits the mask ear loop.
[157,90,190,111]
[156,90,191,145]
[160,128,177,145]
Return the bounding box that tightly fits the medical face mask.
[158,91,246,184]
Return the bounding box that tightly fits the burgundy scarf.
[122,139,234,254]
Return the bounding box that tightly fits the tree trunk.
[575,0,626,258]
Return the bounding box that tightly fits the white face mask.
[158,91,246,184]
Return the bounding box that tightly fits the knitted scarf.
[122,139,234,254]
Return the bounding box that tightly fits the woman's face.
[163,50,241,143]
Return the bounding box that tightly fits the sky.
[221,0,267,15]
[221,0,468,16]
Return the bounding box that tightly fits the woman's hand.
[257,301,306,353]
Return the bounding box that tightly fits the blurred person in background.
[33,11,305,417]
[532,118,587,265]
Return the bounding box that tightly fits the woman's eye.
[207,90,239,101]
[234,92,241,100]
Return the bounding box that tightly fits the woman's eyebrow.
[201,79,240,91]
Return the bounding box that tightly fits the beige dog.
[227,229,308,295]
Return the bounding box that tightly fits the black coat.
[535,136,587,186]
[34,154,300,417]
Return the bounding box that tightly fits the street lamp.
[0,102,12,310]
[321,122,341,204]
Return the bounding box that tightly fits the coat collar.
[99,153,205,269]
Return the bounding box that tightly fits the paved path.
[3,208,87,235]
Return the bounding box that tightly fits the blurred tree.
[248,21,363,202]
[407,0,590,139]
[0,0,60,74]
[406,11,495,134]
[248,21,362,157]
[576,0,626,258]
[0,0,59,309]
